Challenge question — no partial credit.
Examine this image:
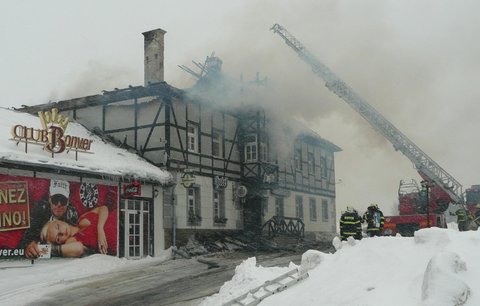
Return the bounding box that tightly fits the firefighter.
[362,203,385,237]
[340,206,362,241]
[449,206,471,231]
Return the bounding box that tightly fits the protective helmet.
[370,203,378,209]
[346,206,355,213]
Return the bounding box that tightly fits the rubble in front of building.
[173,231,335,260]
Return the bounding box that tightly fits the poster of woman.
[0,175,118,259]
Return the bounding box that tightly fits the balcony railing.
[262,216,305,238]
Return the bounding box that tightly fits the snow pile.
[201,228,480,306]
[421,252,470,306]
[198,257,297,306]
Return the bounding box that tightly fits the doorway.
[119,199,152,259]
[243,195,264,234]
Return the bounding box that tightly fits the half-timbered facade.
[237,107,340,240]
[21,27,341,247]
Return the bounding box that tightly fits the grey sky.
[1,0,479,215]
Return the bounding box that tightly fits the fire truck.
[271,24,478,236]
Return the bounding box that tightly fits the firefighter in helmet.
[340,206,362,241]
[449,206,472,231]
[362,203,385,237]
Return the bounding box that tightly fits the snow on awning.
[0,108,172,184]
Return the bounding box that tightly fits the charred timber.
[19,82,184,114]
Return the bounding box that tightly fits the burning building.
[21,27,341,255]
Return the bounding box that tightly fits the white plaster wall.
[264,191,336,234]
[174,174,240,230]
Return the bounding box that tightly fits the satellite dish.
[236,185,247,198]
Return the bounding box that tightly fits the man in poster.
[20,179,79,258]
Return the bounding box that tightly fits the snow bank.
[200,228,480,306]
[198,257,297,306]
[421,251,470,306]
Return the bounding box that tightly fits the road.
[29,251,303,306]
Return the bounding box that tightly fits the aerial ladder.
[271,23,463,209]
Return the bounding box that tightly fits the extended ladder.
[222,268,309,306]
[271,23,464,204]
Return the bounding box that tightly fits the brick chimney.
[142,28,166,86]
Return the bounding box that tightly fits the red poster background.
[0,175,118,257]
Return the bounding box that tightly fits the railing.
[262,216,305,238]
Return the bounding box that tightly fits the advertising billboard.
[0,175,118,258]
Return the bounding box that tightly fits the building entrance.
[119,199,151,258]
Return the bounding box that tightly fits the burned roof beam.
[20,82,184,114]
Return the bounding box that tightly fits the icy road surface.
[26,251,302,306]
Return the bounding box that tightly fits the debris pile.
[173,231,335,259]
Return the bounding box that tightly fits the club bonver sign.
[10,108,94,158]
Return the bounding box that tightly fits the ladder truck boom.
[271,23,463,204]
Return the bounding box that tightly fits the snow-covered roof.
[0,108,172,184]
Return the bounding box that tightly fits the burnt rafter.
[141,99,165,155]
[20,82,184,114]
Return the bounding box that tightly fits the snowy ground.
[0,250,172,306]
[2,226,478,306]
[201,226,477,306]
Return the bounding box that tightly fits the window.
[322,199,329,222]
[295,147,302,170]
[187,123,198,153]
[245,134,257,162]
[295,196,304,219]
[212,130,223,157]
[308,152,315,175]
[320,157,327,178]
[259,143,268,161]
[213,190,226,223]
[275,197,284,218]
[213,191,220,218]
[309,198,317,221]
[187,187,201,224]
